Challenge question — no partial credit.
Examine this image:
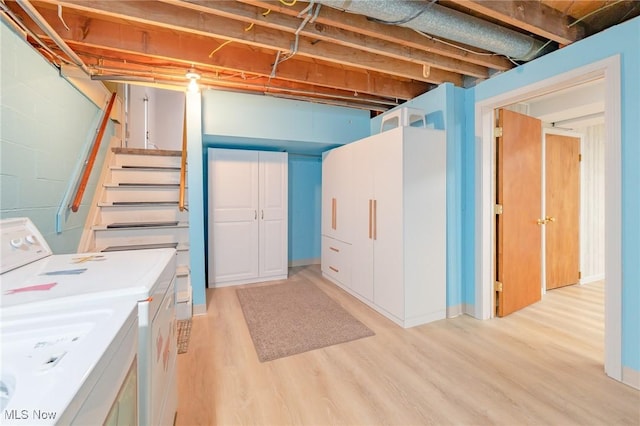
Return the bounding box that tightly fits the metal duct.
[317,0,548,61]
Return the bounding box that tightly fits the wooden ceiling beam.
[160,0,489,79]
[447,0,585,45]
[13,5,428,100]
[39,0,462,85]
[63,50,401,109]
[238,0,514,71]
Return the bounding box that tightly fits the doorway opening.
[474,56,621,381]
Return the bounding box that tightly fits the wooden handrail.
[71,92,117,212]
[179,101,188,212]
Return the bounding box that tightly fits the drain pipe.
[316,0,549,61]
[16,0,91,75]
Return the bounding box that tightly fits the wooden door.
[350,139,375,301]
[258,152,288,279]
[496,109,543,317]
[545,134,580,289]
[208,148,259,286]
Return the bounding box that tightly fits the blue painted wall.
[202,90,370,148]
[288,155,322,263]
[0,22,110,254]
[370,84,466,314]
[465,17,640,372]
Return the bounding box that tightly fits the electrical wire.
[412,29,499,56]
[279,0,296,6]
[568,0,624,28]
[208,40,232,58]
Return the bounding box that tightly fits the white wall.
[127,86,184,150]
[579,123,606,282]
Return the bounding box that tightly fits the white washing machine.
[0,218,178,425]
[1,296,139,425]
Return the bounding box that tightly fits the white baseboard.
[193,303,207,316]
[622,366,640,390]
[289,257,320,267]
[580,273,605,284]
[447,304,463,318]
[462,303,477,318]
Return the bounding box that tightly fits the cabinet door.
[259,152,288,278]
[208,148,259,285]
[349,140,374,300]
[372,133,404,319]
[321,145,353,243]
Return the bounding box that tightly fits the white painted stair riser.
[109,167,182,185]
[99,204,189,224]
[102,185,186,203]
[94,225,189,248]
[114,154,181,168]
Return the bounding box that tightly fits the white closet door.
[209,149,259,284]
[372,134,404,319]
[259,152,288,278]
[321,145,353,243]
[350,140,375,300]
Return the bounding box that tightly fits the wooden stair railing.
[71,92,117,212]
[179,102,188,212]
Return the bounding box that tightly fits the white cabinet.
[321,126,446,328]
[321,144,353,243]
[208,148,288,287]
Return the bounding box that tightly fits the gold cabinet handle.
[329,246,339,252]
[373,199,377,240]
[329,266,339,273]
[331,198,336,230]
[262,210,264,219]
[536,218,546,225]
[254,210,257,220]
[545,216,556,223]
[368,199,373,239]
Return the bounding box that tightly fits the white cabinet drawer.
[321,235,351,287]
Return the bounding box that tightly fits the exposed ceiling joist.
[42,0,462,85]
[3,0,636,111]
[448,0,585,45]
[161,0,490,79]
[237,0,515,71]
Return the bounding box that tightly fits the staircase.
[82,147,192,319]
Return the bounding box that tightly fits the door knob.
[536,218,546,225]
[545,216,556,223]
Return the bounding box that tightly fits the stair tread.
[101,242,179,252]
[112,147,181,157]
[99,201,182,206]
[115,165,182,171]
[106,221,179,229]
[119,182,180,187]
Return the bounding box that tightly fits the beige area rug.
[236,281,375,362]
[177,319,192,354]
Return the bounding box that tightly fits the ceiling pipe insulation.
[315,0,550,61]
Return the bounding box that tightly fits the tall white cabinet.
[208,148,288,287]
[321,126,446,328]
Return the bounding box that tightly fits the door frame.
[541,128,584,293]
[474,56,622,380]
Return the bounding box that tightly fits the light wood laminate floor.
[176,265,639,425]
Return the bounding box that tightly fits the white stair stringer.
[81,146,193,319]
